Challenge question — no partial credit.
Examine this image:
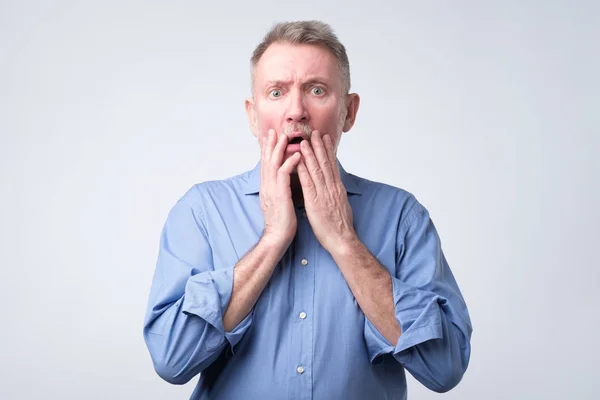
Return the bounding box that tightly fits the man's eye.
[311,87,324,95]
[270,89,282,98]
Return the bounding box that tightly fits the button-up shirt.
[143,160,472,399]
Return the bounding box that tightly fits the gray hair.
[250,20,351,95]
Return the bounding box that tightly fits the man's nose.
[286,90,309,123]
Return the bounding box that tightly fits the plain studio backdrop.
[1,1,598,399]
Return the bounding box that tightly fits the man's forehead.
[255,43,337,82]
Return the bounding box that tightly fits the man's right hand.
[221,130,301,332]
[259,129,302,250]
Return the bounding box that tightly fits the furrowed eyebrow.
[264,77,331,88]
[264,80,292,88]
[303,78,330,87]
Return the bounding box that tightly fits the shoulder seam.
[188,184,210,239]
[398,199,426,239]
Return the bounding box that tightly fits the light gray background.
[1,0,598,399]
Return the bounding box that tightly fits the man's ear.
[245,97,258,137]
[342,93,360,132]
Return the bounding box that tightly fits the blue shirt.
[143,160,472,399]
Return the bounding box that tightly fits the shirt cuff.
[364,277,444,364]
[181,267,253,351]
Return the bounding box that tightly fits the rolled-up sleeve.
[143,189,252,385]
[364,201,472,393]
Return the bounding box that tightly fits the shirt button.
[299,311,307,319]
[296,366,305,374]
[301,259,308,266]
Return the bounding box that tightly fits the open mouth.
[288,137,303,145]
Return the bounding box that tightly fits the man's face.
[245,43,359,162]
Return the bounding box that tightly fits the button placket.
[290,213,314,397]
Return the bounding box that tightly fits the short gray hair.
[250,20,351,95]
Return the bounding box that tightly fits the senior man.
[143,20,472,400]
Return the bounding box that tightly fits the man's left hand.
[296,130,358,253]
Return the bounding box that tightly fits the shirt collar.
[243,159,362,196]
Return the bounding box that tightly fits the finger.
[260,135,266,184]
[264,129,279,183]
[300,138,326,187]
[270,131,289,167]
[277,152,302,187]
[264,129,276,163]
[310,130,335,185]
[322,133,341,183]
[296,159,316,198]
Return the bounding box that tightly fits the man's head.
[245,21,360,161]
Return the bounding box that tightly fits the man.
[143,20,472,399]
